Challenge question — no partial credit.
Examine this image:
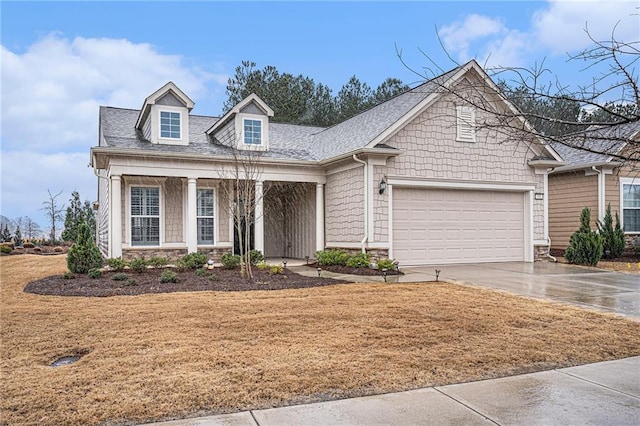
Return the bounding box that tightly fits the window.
[622,182,640,233]
[456,106,476,142]
[160,111,181,139]
[243,119,262,145]
[197,189,215,245]
[131,187,160,246]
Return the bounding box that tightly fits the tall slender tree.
[40,190,64,243]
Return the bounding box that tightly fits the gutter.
[549,161,621,174]
[352,154,368,253]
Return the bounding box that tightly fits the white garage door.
[393,188,525,265]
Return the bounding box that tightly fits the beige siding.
[548,172,598,250]
[325,166,364,243]
[264,183,315,258]
[383,91,546,240]
[164,178,183,243]
[373,165,388,242]
[97,173,109,256]
[606,173,621,217]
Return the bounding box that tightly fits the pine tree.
[67,222,103,274]
[62,191,85,242]
[597,204,626,259]
[565,208,604,266]
[13,226,23,246]
[1,224,11,242]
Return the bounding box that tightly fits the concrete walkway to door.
[394,262,640,320]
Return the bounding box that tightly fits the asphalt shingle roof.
[551,120,640,165]
[98,64,465,163]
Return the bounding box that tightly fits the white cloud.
[0,34,228,227]
[0,151,95,232]
[440,14,508,61]
[438,0,638,68]
[532,0,639,54]
[1,34,225,152]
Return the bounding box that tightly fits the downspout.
[543,169,557,262]
[353,154,368,253]
[592,166,605,223]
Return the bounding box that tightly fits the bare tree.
[398,25,639,165]
[217,147,266,280]
[40,190,65,243]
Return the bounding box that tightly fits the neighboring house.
[91,60,563,266]
[548,121,640,251]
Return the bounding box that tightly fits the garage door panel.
[393,188,525,265]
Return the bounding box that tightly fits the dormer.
[135,82,195,146]
[206,93,274,151]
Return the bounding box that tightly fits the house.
[548,121,640,251]
[90,60,563,266]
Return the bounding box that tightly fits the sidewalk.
[146,356,640,425]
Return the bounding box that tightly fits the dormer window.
[243,119,262,145]
[160,111,181,139]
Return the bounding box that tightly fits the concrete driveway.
[395,262,640,319]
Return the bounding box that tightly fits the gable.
[156,92,187,108]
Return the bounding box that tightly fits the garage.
[392,187,526,265]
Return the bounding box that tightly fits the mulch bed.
[309,263,403,276]
[24,268,349,297]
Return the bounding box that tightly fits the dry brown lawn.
[2,255,639,425]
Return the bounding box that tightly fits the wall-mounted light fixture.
[379,177,387,194]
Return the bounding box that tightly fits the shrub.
[23,242,35,249]
[107,257,128,272]
[209,274,218,282]
[111,272,130,281]
[129,257,148,273]
[221,253,241,269]
[346,252,371,268]
[125,278,138,286]
[148,256,169,268]
[88,269,102,279]
[597,204,626,259]
[54,246,64,253]
[160,270,178,283]
[634,245,640,257]
[256,261,269,270]
[315,249,350,266]
[269,264,284,275]
[0,245,12,254]
[176,252,208,270]
[62,271,75,279]
[195,268,209,277]
[249,249,264,265]
[565,208,604,266]
[67,222,103,274]
[1,242,14,250]
[377,258,395,270]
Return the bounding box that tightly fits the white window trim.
[620,177,640,234]
[127,184,163,247]
[158,107,184,142]
[456,105,476,143]
[196,187,216,246]
[235,113,268,151]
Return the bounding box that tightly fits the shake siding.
[383,92,546,240]
[97,175,109,256]
[325,166,364,243]
[373,165,388,242]
[548,172,598,249]
[142,116,152,141]
[164,178,183,243]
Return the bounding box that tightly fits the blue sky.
[1,0,638,234]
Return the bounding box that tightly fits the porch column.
[186,178,198,253]
[110,175,122,259]
[316,183,325,252]
[254,180,264,253]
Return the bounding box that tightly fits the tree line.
[1,190,95,245]
[224,61,409,127]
